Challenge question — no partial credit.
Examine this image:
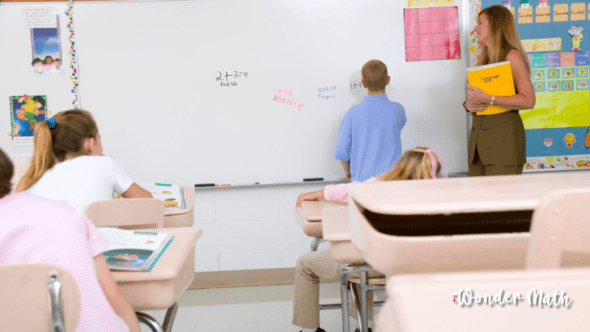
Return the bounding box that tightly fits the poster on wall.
[10,95,49,146]
[29,14,63,76]
[404,6,461,61]
[479,0,590,172]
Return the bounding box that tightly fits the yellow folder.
[466,61,516,115]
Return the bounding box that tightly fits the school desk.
[294,199,347,251]
[112,226,202,332]
[346,172,590,276]
[376,267,590,332]
[163,186,195,228]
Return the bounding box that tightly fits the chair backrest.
[84,198,165,229]
[322,206,364,263]
[0,263,81,332]
[526,188,590,269]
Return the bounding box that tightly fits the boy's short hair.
[31,58,43,66]
[0,148,14,199]
[361,60,388,92]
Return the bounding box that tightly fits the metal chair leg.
[136,312,164,332]
[162,302,179,332]
[360,270,369,332]
[311,236,324,251]
[340,270,350,332]
[349,280,365,332]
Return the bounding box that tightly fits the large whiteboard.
[0,0,469,185]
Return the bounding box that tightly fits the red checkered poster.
[404,6,461,61]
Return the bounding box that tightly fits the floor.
[139,282,383,332]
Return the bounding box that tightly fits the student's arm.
[121,182,153,199]
[94,254,141,332]
[296,190,324,206]
[466,50,536,112]
[340,161,351,180]
[296,181,353,206]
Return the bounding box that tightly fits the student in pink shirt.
[0,147,141,332]
[292,147,447,332]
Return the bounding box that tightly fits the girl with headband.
[296,146,447,206]
[292,146,446,332]
[16,109,152,213]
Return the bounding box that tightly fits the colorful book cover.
[98,228,174,271]
[467,61,516,115]
[136,182,186,210]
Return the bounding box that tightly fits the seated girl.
[0,147,141,332]
[16,109,152,213]
[292,147,446,332]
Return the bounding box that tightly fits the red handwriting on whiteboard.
[272,89,304,111]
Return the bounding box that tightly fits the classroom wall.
[191,184,329,272]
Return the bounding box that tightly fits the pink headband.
[424,149,448,178]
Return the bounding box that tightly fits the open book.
[466,61,516,115]
[98,228,174,271]
[137,182,186,210]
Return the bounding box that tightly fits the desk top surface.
[111,227,201,282]
[347,172,590,215]
[298,199,347,222]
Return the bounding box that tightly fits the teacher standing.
[464,5,535,176]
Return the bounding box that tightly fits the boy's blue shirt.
[334,94,407,182]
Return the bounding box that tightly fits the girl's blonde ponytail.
[16,109,98,192]
[16,121,55,191]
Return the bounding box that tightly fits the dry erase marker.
[303,177,324,182]
[195,183,215,187]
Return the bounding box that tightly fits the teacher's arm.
[466,49,536,112]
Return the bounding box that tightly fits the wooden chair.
[84,198,165,229]
[0,263,81,332]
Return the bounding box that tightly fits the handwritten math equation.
[318,86,336,100]
[272,88,305,111]
[350,81,363,90]
[216,71,248,87]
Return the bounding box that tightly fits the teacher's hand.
[466,85,491,104]
[464,100,488,113]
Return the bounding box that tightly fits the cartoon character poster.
[10,95,48,146]
[30,16,62,76]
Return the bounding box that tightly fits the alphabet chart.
[479,0,590,172]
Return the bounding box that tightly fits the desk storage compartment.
[348,199,530,276]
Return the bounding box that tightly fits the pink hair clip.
[424,149,448,178]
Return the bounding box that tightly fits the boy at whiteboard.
[334,60,407,182]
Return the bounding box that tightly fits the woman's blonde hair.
[382,147,441,181]
[16,109,98,192]
[476,5,531,74]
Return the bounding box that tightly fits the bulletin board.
[0,0,471,185]
[479,0,590,172]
